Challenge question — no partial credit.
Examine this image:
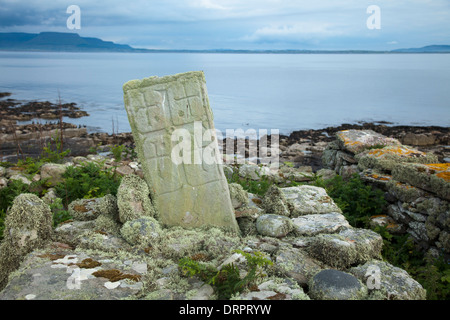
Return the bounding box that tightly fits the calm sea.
[0,52,449,135]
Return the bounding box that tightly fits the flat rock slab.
[356,145,438,172]
[255,214,293,238]
[349,260,426,300]
[308,228,383,269]
[336,130,401,155]
[291,212,350,236]
[123,71,238,232]
[281,185,342,216]
[0,246,145,300]
[391,163,450,201]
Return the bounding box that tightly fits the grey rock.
[256,214,293,238]
[308,269,368,300]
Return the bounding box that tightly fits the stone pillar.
[123,71,239,233]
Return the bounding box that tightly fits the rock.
[115,165,134,176]
[9,174,31,185]
[123,71,239,232]
[0,194,53,290]
[0,177,7,189]
[68,198,104,221]
[54,220,97,247]
[281,186,342,216]
[0,247,143,300]
[315,168,337,181]
[117,174,156,223]
[369,215,403,234]
[308,228,382,269]
[308,269,368,300]
[120,216,162,247]
[279,166,314,182]
[356,145,438,172]
[40,163,67,186]
[401,132,436,146]
[349,260,426,300]
[275,247,323,286]
[391,163,450,201]
[336,129,401,154]
[255,214,293,238]
[0,166,5,177]
[261,185,290,216]
[239,164,271,180]
[228,183,249,209]
[291,212,350,236]
[387,180,425,203]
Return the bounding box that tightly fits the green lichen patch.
[120,216,162,248]
[117,174,156,223]
[308,234,358,270]
[386,179,425,203]
[261,185,290,216]
[228,183,249,209]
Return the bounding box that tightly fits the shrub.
[54,161,122,206]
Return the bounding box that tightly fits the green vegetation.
[111,144,125,162]
[42,130,71,163]
[226,166,273,197]
[54,161,122,206]
[179,250,273,299]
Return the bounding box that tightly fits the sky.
[0,0,449,50]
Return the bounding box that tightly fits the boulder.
[255,214,293,238]
[117,174,156,223]
[40,163,67,186]
[291,212,350,236]
[262,185,290,216]
[336,129,401,155]
[228,183,249,209]
[281,185,342,216]
[349,260,426,300]
[308,269,368,300]
[120,216,162,247]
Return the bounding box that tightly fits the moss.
[117,174,156,223]
[92,269,141,282]
[76,258,102,269]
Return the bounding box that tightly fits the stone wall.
[322,129,450,257]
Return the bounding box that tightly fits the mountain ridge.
[1,32,449,53]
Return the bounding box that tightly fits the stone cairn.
[322,129,450,257]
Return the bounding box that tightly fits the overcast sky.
[0,0,449,50]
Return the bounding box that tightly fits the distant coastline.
[1,31,450,54]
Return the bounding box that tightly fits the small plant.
[179,250,273,300]
[111,144,125,162]
[226,168,273,197]
[49,197,72,227]
[42,130,70,163]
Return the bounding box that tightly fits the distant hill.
[392,45,450,53]
[0,32,449,53]
[0,32,141,52]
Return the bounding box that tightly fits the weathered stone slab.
[336,130,401,155]
[356,145,438,172]
[281,186,342,216]
[123,72,238,232]
[291,212,350,236]
[391,163,450,201]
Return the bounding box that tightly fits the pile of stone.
[0,170,426,300]
[322,129,450,256]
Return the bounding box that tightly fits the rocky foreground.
[2,128,448,300]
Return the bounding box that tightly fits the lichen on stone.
[117,174,157,223]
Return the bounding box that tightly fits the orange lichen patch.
[423,163,450,172]
[436,171,450,182]
[37,253,66,261]
[367,146,425,158]
[370,214,388,219]
[94,230,108,236]
[251,198,262,205]
[366,173,392,181]
[92,269,141,282]
[395,182,415,190]
[76,258,102,269]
